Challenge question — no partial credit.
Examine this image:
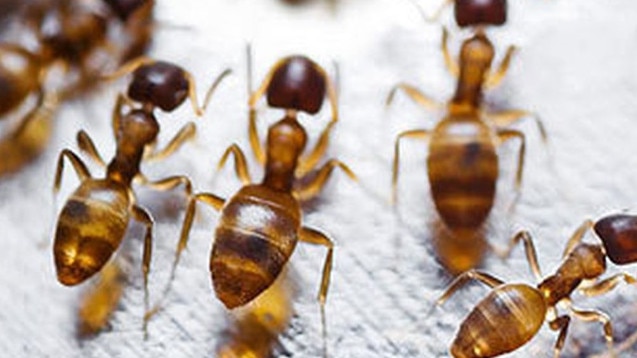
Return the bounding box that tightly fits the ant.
[387,0,545,240]
[153,52,357,357]
[430,218,637,357]
[53,58,230,332]
[0,0,154,175]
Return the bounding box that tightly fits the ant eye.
[455,0,507,27]
[266,56,326,114]
[128,61,189,111]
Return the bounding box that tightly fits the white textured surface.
[2,0,637,357]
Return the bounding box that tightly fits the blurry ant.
[0,0,155,175]
[247,50,355,201]
[430,218,637,357]
[387,0,545,239]
[53,58,230,332]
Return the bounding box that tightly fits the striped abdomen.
[428,117,498,230]
[451,284,546,358]
[54,179,130,286]
[211,184,301,309]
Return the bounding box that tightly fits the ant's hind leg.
[299,227,334,358]
[216,144,252,185]
[130,204,155,337]
[432,270,504,309]
[392,129,430,205]
[294,159,357,202]
[548,315,571,358]
[570,307,615,356]
[496,129,526,189]
[138,175,194,198]
[53,149,91,193]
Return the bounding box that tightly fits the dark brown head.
[127,61,188,112]
[594,214,637,265]
[103,0,148,21]
[266,56,327,114]
[455,0,507,27]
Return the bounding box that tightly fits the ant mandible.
[53,58,230,329]
[431,217,637,357]
[388,0,545,237]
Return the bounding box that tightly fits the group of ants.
[2,0,637,357]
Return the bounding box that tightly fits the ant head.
[102,0,149,21]
[594,214,637,265]
[455,0,506,28]
[266,56,327,115]
[117,109,159,145]
[127,61,189,112]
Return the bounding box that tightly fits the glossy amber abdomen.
[451,284,545,358]
[211,185,300,308]
[54,180,130,286]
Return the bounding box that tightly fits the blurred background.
[1,0,637,357]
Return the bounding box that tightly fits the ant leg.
[185,67,232,116]
[299,227,334,358]
[548,315,571,358]
[312,61,339,123]
[245,44,266,165]
[296,121,336,176]
[570,307,615,356]
[77,258,126,337]
[496,129,526,189]
[137,175,193,198]
[130,204,155,337]
[579,273,637,297]
[494,230,543,282]
[145,193,225,324]
[76,130,106,167]
[392,129,430,205]
[295,159,358,202]
[386,83,440,110]
[485,45,518,89]
[216,144,252,185]
[53,149,91,193]
[442,27,460,78]
[562,220,594,258]
[101,56,156,81]
[426,0,453,22]
[486,109,548,142]
[432,269,504,309]
[144,122,196,161]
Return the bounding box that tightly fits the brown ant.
[53,58,230,332]
[151,52,357,356]
[0,0,154,175]
[430,218,637,357]
[387,0,545,248]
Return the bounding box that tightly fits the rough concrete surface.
[1,0,637,357]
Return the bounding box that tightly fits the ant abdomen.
[266,56,327,114]
[455,0,507,27]
[452,284,545,358]
[54,180,130,286]
[211,184,300,309]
